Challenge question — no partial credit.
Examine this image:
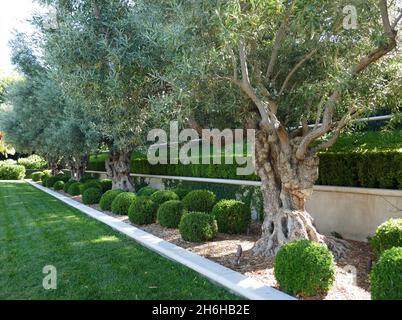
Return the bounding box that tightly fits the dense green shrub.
[212,200,251,234]
[45,176,61,188]
[111,192,136,215]
[182,190,217,213]
[370,247,402,300]
[99,179,113,192]
[53,180,65,191]
[58,173,71,183]
[157,200,186,228]
[99,189,125,211]
[81,179,102,193]
[31,171,45,182]
[63,180,75,193]
[370,219,402,257]
[79,173,97,183]
[137,186,158,197]
[274,240,335,297]
[172,187,191,199]
[67,182,83,196]
[179,212,218,242]
[0,164,25,180]
[150,190,179,207]
[0,159,17,166]
[128,196,158,225]
[17,155,47,170]
[82,187,103,205]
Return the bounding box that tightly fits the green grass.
[0,182,238,300]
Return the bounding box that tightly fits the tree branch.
[279,49,317,96]
[295,0,398,160]
[266,6,292,79]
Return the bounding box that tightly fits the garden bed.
[61,188,373,300]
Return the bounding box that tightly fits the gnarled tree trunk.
[47,156,63,176]
[253,130,346,259]
[105,148,134,191]
[68,155,89,181]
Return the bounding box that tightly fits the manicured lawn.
[0,182,238,300]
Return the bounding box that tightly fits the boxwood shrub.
[82,187,103,205]
[179,212,218,242]
[63,180,75,193]
[0,164,26,180]
[150,190,179,207]
[99,189,125,211]
[182,190,217,213]
[99,179,113,193]
[53,180,65,191]
[31,171,45,182]
[111,192,136,215]
[45,176,61,188]
[128,196,158,225]
[81,179,102,193]
[370,247,402,300]
[370,219,402,257]
[274,240,335,297]
[137,186,158,197]
[67,182,83,196]
[212,200,251,234]
[157,200,186,228]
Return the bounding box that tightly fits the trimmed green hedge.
[87,150,402,189]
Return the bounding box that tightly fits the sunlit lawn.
[0,182,238,300]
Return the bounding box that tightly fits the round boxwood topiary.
[370,219,402,257]
[53,180,65,191]
[179,212,218,242]
[99,189,125,211]
[45,176,61,188]
[172,187,191,200]
[370,247,402,300]
[63,180,75,193]
[31,171,45,182]
[111,192,136,215]
[67,182,83,196]
[212,200,251,234]
[128,196,158,225]
[274,240,335,297]
[82,187,103,205]
[150,190,179,207]
[137,186,158,197]
[99,179,113,193]
[81,179,102,193]
[157,200,186,228]
[182,190,217,213]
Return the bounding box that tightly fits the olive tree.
[38,0,167,190]
[159,0,401,258]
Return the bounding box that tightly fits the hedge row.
[87,150,402,189]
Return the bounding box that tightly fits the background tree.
[157,0,401,258]
[1,32,97,177]
[38,0,169,191]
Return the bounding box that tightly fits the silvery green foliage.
[152,0,401,131]
[38,0,172,151]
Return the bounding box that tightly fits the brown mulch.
[54,187,374,300]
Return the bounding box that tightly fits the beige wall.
[308,186,402,241]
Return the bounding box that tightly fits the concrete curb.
[27,180,295,300]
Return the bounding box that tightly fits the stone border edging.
[27,180,295,301]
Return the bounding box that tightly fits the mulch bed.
[56,187,374,300]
